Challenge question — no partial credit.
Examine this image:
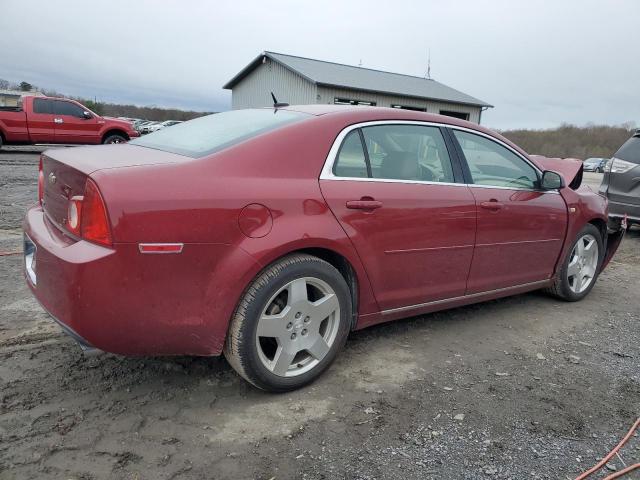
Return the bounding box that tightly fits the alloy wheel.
[255,277,340,377]
[567,233,599,293]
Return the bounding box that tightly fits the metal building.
[223,51,492,123]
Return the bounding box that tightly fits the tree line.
[500,123,636,159]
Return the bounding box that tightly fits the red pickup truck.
[0,96,139,148]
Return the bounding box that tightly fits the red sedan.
[23,106,624,391]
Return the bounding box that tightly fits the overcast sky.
[1,0,637,129]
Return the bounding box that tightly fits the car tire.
[545,224,603,301]
[224,253,352,392]
[103,134,127,144]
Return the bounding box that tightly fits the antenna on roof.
[358,59,363,67]
[270,92,289,109]
[424,49,432,79]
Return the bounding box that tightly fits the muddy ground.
[0,149,638,480]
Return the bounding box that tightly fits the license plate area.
[24,234,37,286]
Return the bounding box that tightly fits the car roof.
[275,104,527,157]
[278,104,478,129]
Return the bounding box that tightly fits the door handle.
[480,200,502,211]
[54,118,64,124]
[346,199,383,210]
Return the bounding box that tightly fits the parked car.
[23,106,624,391]
[599,129,640,225]
[147,120,183,133]
[0,96,139,147]
[133,120,153,132]
[583,157,608,173]
[138,121,160,134]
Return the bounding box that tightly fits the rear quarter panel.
[90,116,380,352]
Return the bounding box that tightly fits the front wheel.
[103,134,127,144]
[546,224,603,301]
[224,254,352,392]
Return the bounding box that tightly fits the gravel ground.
[0,150,638,480]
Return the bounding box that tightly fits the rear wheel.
[546,224,603,301]
[103,134,127,144]
[224,254,351,392]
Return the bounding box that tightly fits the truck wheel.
[103,134,127,144]
[224,254,352,392]
[545,224,603,301]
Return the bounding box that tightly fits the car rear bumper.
[23,205,261,356]
[608,198,640,222]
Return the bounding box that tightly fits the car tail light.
[66,195,84,236]
[80,179,112,246]
[609,157,637,174]
[38,156,44,205]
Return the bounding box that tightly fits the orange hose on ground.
[602,463,640,480]
[575,418,640,480]
[0,251,21,256]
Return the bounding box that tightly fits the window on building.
[391,104,426,112]
[453,130,538,189]
[334,98,376,106]
[439,110,469,121]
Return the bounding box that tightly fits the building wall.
[231,58,317,109]
[230,63,483,123]
[316,86,482,123]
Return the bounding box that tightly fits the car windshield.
[130,109,310,158]
[584,159,599,164]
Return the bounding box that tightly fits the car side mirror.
[82,111,93,119]
[540,170,565,190]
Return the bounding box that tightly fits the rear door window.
[33,98,53,114]
[362,124,455,183]
[615,136,640,164]
[333,131,369,178]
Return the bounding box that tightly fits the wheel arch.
[101,129,129,143]
[588,217,607,245]
[294,247,360,329]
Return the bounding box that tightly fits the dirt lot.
[0,150,638,480]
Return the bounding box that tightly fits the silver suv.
[600,130,640,225]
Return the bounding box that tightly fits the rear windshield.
[130,109,310,158]
[614,135,640,164]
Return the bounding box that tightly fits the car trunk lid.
[41,144,186,232]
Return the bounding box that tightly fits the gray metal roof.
[224,51,492,108]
